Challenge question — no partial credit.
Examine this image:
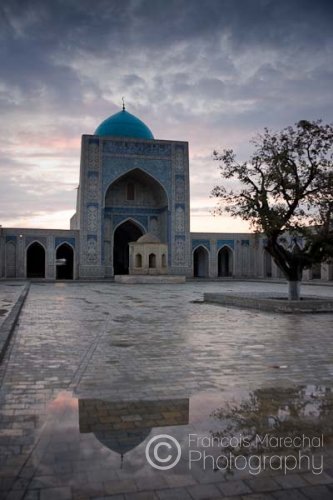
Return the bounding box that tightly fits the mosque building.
[0,108,331,281]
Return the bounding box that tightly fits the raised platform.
[204,292,333,313]
[114,275,186,284]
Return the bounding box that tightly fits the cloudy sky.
[1,0,332,232]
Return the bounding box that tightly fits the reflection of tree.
[211,385,333,458]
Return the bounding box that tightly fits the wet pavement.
[0,283,25,329]
[0,281,333,499]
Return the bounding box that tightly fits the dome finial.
[122,96,125,111]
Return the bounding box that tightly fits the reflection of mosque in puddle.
[78,398,189,466]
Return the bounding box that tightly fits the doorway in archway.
[218,246,233,277]
[193,246,209,277]
[56,243,74,279]
[113,221,143,274]
[27,242,45,278]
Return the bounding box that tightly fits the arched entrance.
[193,246,209,278]
[56,243,74,279]
[218,246,233,277]
[105,169,168,240]
[27,242,45,278]
[113,220,143,274]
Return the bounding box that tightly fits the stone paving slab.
[0,283,26,329]
[0,282,29,361]
[0,281,332,499]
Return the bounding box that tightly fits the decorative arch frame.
[192,243,210,255]
[112,217,147,238]
[103,167,170,210]
[26,240,47,251]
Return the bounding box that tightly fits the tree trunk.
[288,280,301,301]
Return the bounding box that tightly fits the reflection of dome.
[94,428,151,456]
[137,233,160,243]
[94,109,154,139]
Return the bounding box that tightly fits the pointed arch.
[56,243,74,279]
[104,167,169,209]
[113,219,144,275]
[218,245,233,277]
[193,245,209,278]
[26,241,46,278]
[113,217,146,235]
[104,169,169,266]
[135,253,142,268]
[149,253,156,268]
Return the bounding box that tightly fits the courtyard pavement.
[0,281,332,499]
[0,283,25,329]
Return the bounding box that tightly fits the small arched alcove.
[149,253,156,268]
[135,253,142,268]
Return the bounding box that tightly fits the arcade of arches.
[194,245,234,278]
[25,242,74,280]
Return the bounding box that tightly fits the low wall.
[204,292,333,313]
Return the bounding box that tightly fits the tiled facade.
[0,127,332,281]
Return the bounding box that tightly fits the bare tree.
[212,120,333,299]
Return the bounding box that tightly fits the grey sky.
[1,0,332,230]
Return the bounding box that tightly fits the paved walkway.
[0,281,332,499]
[0,283,25,329]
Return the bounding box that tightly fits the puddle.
[110,341,134,348]
[5,385,333,496]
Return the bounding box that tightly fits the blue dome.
[94,110,154,139]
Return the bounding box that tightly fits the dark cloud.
[0,0,332,227]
